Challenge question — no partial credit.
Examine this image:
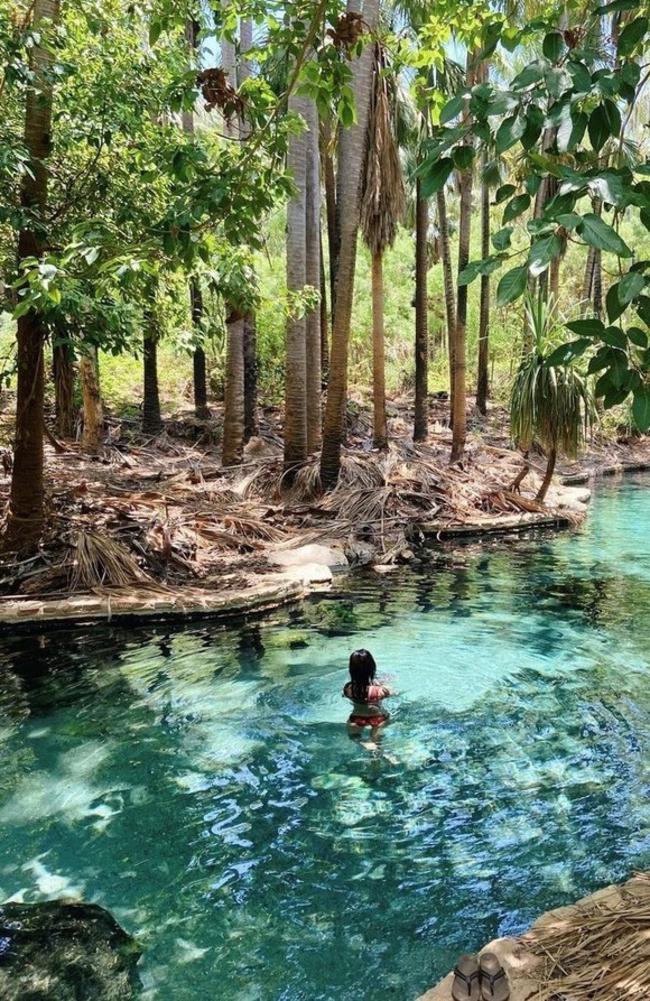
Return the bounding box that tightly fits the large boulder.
[0,899,141,1000]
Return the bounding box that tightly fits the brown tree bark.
[142,324,163,435]
[413,178,429,442]
[244,313,258,442]
[319,229,329,382]
[320,0,379,488]
[536,446,557,502]
[371,251,387,449]
[305,96,322,453]
[476,151,490,417]
[5,0,60,549]
[79,349,104,452]
[321,116,338,314]
[222,314,245,465]
[190,282,210,420]
[436,188,456,416]
[53,338,76,439]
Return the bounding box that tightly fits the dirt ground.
[0,394,648,603]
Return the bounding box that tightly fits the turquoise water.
[1,474,649,1001]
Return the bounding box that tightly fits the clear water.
[1,474,649,1001]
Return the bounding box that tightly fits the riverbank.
[1,398,648,627]
[417,871,650,1001]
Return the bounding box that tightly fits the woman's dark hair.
[348,649,377,702]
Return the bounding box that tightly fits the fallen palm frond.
[71,530,159,591]
[523,874,650,1000]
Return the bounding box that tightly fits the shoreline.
[2,460,646,632]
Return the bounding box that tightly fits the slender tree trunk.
[79,349,104,452]
[582,245,596,311]
[371,251,387,449]
[320,0,379,489]
[319,229,329,381]
[142,325,163,434]
[436,188,456,414]
[222,314,245,465]
[284,91,308,478]
[190,282,210,420]
[451,56,475,462]
[536,445,557,502]
[592,248,602,317]
[476,152,490,417]
[243,313,258,441]
[5,0,60,549]
[53,339,75,438]
[414,178,429,442]
[321,116,338,314]
[305,96,322,453]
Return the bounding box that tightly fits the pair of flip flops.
[451,952,509,1000]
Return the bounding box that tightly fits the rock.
[0,899,141,1001]
[553,484,592,511]
[372,564,398,574]
[268,543,348,570]
[343,540,376,566]
[281,562,333,585]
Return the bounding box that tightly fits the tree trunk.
[305,96,322,453]
[476,152,490,417]
[581,245,596,311]
[222,314,245,465]
[79,349,104,452]
[244,313,258,441]
[5,0,60,549]
[592,249,602,317]
[320,0,379,489]
[451,58,475,462]
[436,188,456,415]
[190,282,210,420]
[321,116,338,314]
[413,178,429,442]
[371,251,387,449]
[319,229,329,381]
[284,91,308,479]
[536,445,557,502]
[53,338,76,438]
[142,325,163,435]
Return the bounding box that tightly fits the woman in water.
[343,649,394,741]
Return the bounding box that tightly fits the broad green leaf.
[587,347,613,373]
[606,285,627,323]
[486,92,518,117]
[556,212,582,229]
[578,213,633,257]
[419,157,454,198]
[618,17,649,57]
[632,386,650,431]
[601,324,627,349]
[542,31,564,61]
[628,327,648,348]
[618,271,646,305]
[566,318,606,337]
[496,265,528,306]
[453,145,475,170]
[149,19,162,46]
[511,60,545,91]
[596,0,638,11]
[457,256,504,287]
[568,60,592,93]
[588,104,611,152]
[546,339,591,366]
[492,227,513,251]
[503,192,531,223]
[528,234,562,276]
[495,183,516,205]
[440,94,465,125]
[521,104,544,150]
[496,113,526,153]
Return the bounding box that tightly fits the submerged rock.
[267,542,348,570]
[0,899,141,1000]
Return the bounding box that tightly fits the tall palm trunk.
[319,230,329,381]
[5,0,60,549]
[436,188,456,414]
[191,282,209,419]
[536,445,557,503]
[320,0,379,489]
[305,96,322,452]
[53,338,75,438]
[142,324,163,434]
[476,151,490,416]
[371,251,387,449]
[222,313,245,465]
[321,116,338,314]
[450,56,475,462]
[243,313,258,441]
[284,91,308,478]
[79,348,104,452]
[413,178,429,442]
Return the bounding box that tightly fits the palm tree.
[239,16,259,441]
[4,0,60,549]
[142,315,163,435]
[284,90,308,479]
[53,334,76,438]
[222,310,246,465]
[436,187,456,410]
[320,0,380,488]
[476,146,491,416]
[305,95,322,452]
[450,51,475,462]
[360,42,406,450]
[511,296,594,502]
[413,174,429,441]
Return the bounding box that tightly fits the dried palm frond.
[524,875,650,1000]
[222,515,285,542]
[71,530,156,591]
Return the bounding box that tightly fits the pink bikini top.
[343,682,389,706]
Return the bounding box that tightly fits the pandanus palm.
[510,296,595,502]
[360,42,406,450]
